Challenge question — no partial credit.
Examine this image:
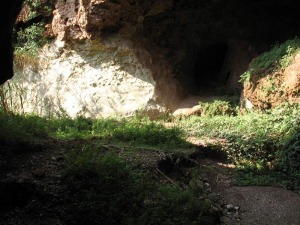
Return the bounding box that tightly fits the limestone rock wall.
[6,38,171,118]
[4,0,185,118]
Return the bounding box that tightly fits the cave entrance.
[193,43,228,92]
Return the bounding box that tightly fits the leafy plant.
[26,0,55,18]
[13,0,55,68]
[240,71,251,83]
[0,112,49,141]
[15,22,47,57]
[0,113,190,150]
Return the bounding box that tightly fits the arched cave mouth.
[192,43,228,93]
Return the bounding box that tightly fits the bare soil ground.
[222,186,300,225]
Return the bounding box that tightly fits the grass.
[63,151,146,225]
[0,112,190,150]
[1,101,299,175]
[3,26,300,222]
[1,99,299,173]
[0,112,218,223]
[62,146,219,225]
[1,97,300,217]
[234,168,300,190]
[179,103,300,161]
[177,102,300,190]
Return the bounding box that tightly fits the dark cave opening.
[193,43,228,91]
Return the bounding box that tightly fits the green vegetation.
[62,147,218,225]
[178,101,300,189]
[13,0,55,66]
[3,32,300,220]
[197,96,239,117]
[15,22,47,57]
[0,113,217,223]
[0,113,190,150]
[1,97,300,223]
[179,102,299,163]
[26,0,54,18]
[240,37,300,83]
[1,99,299,191]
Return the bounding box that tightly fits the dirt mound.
[242,53,300,110]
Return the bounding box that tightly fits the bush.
[15,22,47,57]
[13,0,55,67]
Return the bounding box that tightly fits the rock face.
[6,0,300,117]
[7,38,179,118]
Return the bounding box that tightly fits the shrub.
[0,113,49,141]
[13,0,55,67]
[15,22,47,57]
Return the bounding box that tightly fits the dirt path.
[222,186,300,225]
[193,156,300,225]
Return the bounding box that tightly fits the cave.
[6,0,300,117]
[193,43,228,91]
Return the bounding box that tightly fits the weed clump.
[198,99,238,117]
